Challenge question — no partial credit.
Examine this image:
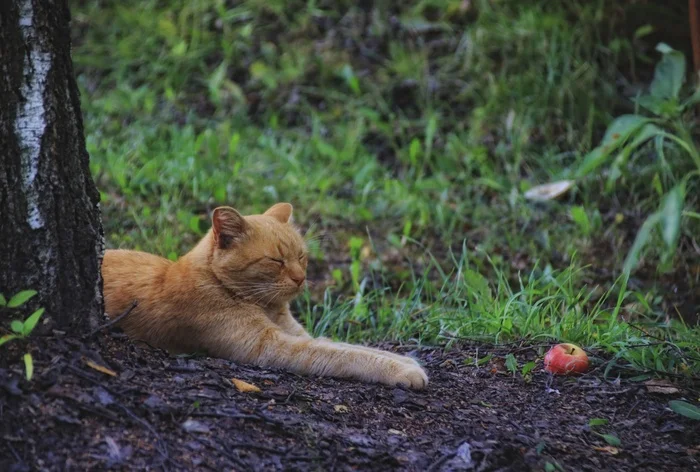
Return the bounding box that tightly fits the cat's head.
[208,203,308,305]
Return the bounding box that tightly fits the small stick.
[86,300,138,337]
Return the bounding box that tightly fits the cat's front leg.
[315,339,422,367]
[274,309,421,367]
[205,311,428,389]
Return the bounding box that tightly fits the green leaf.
[339,64,361,95]
[22,308,45,336]
[600,433,621,446]
[24,353,34,381]
[570,206,591,236]
[669,400,700,420]
[477,353,493,366]
[601,115,650,144]
[629,123,663,149]
[0,293,6,307]
[636,95,666,115]
[7,290,38,308]
[634,24,654,39]
[628,374,652,382]
[171,40,187,57]
[606,123,664,191]
[314,139,337,159]
[409,138,421,165]
[157,17,177,40]
[650,43,685,100]
[659,185,684,250]
[623,212,661,275]
[0,334,18,347]
[576,115,649,177]
[651,173,664,197]
[521,361,536,377]
[588,418,609,427]
[10,320,24,334]
[505,354,518,374]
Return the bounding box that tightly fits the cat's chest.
[263,306,286,324]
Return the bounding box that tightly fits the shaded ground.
[1,330,698,471]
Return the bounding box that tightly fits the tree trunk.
[0,0,103,332]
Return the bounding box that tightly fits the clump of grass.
[299,243,700,376]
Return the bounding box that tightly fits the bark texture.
[0,0,103,331]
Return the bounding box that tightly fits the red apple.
[544,343,589,375]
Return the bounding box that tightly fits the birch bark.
[0,0,103,331]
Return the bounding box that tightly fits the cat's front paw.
[387,364,429,390]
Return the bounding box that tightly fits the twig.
[86,301,138,338]
[279,386,297,405]
[627,323,667,342]
[625,400,642,419]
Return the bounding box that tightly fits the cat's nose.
[291,275,306,286]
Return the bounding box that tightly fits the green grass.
[71,0,699,377]
[299,246,700,375]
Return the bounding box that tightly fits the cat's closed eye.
[268,257,284,266]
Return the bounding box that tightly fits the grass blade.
[24,353,34,381]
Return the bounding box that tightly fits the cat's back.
[102,249,173,317]
[103,249,170,278]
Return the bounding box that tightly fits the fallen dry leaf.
[645,379,679,395]
[360,245,372,260]
[489,357,507,374]
[231,378,261,393]
[593,446,620,455]
[523,180,575,201]
[84,358,117,377]
[334,404,349,413]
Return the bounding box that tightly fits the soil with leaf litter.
[1,331,698,471]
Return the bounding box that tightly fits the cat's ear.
[212,207,247,249]
[264,202,293,223]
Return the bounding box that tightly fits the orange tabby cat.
[102,203,428,389]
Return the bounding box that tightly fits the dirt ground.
[1,329,698,472]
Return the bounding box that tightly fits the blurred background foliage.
[71,0,699,376]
